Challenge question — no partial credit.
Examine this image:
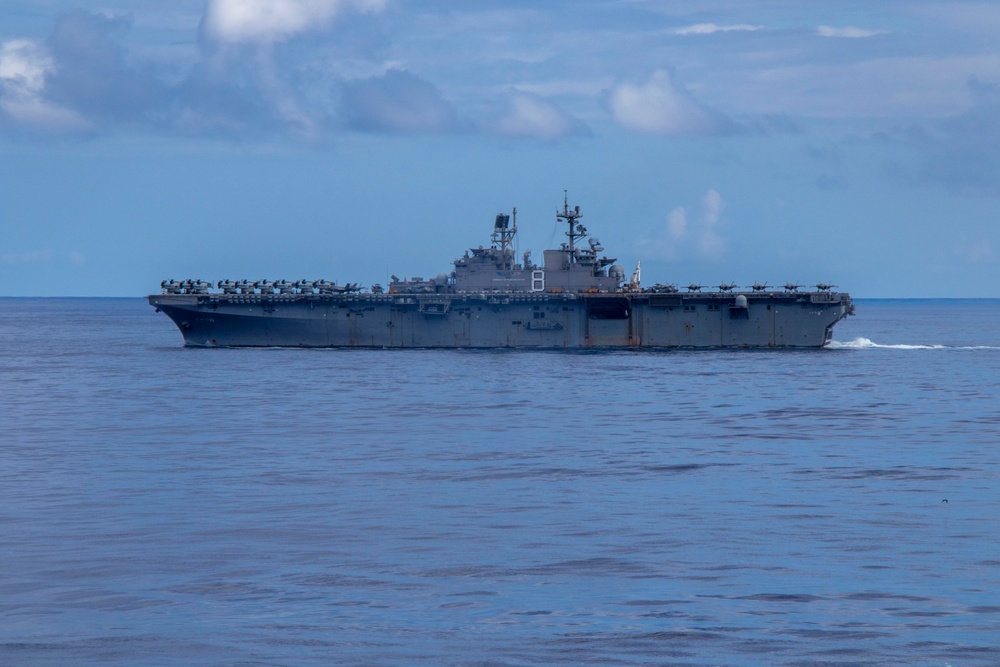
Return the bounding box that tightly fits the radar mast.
[557,191,586,264]
[491,207,517,270]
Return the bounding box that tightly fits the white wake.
[828,337,1000,350]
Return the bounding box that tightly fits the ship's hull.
[149,291,852,348]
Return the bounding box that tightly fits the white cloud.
[666,206,686,239]
[0,39,88,131]
[0,39,48,88]
[817,26,885,38]
[675,23,763,36]
[609,70,729,136]
[641,190,728,261]
[70,251,87,266]
[493,92,584,140]
[703,189,723,225]
[203,0,387,44]
[696,189,726,259]
[0,5,395,140]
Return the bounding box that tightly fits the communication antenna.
[492,207,517,270]
[513,207,518,269]
[557,190,585,264]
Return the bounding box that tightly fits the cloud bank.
[0,1,985,159]
[0,5,599,142]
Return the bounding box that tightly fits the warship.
[149,196,854,348]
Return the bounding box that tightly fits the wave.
[828,337,1000,350]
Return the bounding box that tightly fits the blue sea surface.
[2,297,999,666]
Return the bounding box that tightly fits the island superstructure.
[149,196,854,348]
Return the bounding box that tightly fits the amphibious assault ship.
[149,197,853,348]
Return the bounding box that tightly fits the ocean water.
[2,297,999,667]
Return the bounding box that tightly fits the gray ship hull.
[149,291,852,349]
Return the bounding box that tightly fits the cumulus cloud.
[340,69,460,133]
[609,70,731,136]
[3,6,743,143]
[675,23,763,36]
[817,26,885,38]
[1,11,178,134]
[702,189,722,224]
[492,91,587,140]
[0,7,468,142]
[697,189,726,259]
[203,0,386,44]
[0,39,88,131]
[640,190,728,261]
[0,7,373,140]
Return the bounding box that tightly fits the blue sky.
[1,0,998,297]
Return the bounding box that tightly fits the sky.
[1,0,998,297]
